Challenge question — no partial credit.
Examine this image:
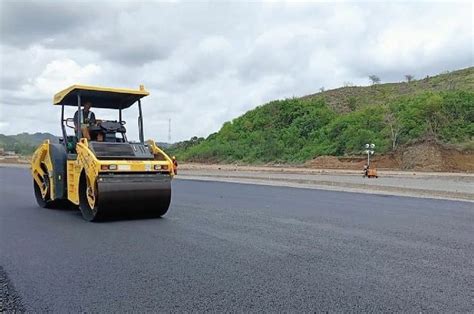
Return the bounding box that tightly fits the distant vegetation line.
[168,67,474,163]
[0,133,59,155]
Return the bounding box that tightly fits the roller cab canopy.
[53,84,150,109]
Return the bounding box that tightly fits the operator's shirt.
[73,110,96,126]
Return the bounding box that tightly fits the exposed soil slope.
[306,142,473,172]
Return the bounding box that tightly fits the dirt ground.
[0,157,29,164]
[306,142,474,172]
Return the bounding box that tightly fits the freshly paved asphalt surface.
[0,167,473,312]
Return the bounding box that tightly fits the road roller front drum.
[78,172,172,221]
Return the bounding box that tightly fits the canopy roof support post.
[138,100,144,143]
[61,105,67,148]
[77,94,82,139]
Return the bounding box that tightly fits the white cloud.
[0,1,472,142]
[26,59,101,95]
[1,57,102,107]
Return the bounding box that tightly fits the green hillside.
[0,132,60,155]
[170,67,474,163]
[303,67,474,113]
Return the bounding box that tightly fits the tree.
[405,74,414,83]
[319,87,325,92]
[384,111,402,151]
[369,75,381,85]
[422,94,445,138]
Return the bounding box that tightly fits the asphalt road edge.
[176,175,474,203]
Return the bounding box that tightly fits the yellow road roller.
[31,84,174,221]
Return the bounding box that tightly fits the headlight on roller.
[101,164,117,170]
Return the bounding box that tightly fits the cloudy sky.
[0,0,472,142]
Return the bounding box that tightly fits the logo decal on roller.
[118,165,131,171]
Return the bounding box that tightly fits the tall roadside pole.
[168,118,171,142]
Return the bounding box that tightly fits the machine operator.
[74,101,103,141]
[74,101,95,140]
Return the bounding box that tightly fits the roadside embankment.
[178,163,474,202]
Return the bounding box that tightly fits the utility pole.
[168,118,171,142]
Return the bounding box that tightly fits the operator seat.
[98,121,127,143]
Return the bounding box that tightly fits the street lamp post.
[364,143,375,166]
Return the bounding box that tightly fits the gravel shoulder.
[178,163,474,202]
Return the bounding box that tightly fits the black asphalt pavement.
[0,167,473,312]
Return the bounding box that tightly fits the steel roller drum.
[96,173,171,218]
